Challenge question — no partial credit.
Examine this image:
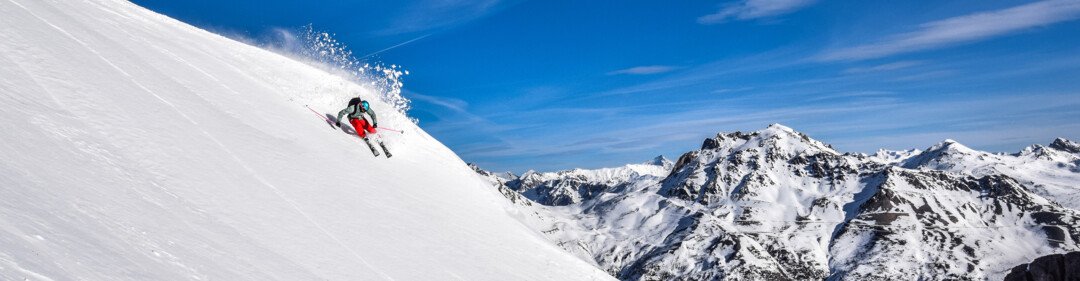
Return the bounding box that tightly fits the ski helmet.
[361,100,370,111]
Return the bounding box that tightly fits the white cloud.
[596,49,804,96]
[818,0,1080,61]
[842,60,924,74]
[607,65,678,75]
[408,92,469,113]
[698,0,816,24]
[379,0,507,35]
[806,91,895,102]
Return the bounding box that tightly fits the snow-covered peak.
[895,138,1080,210]
[1016,143,1078,163]
[644,155,672,166]
[486,157,675,206]
[660,124,850,206]
[761,124,836,152]
[901,139,986,170]
[699,124,838,162]
[869,148,922,164]
[765,122,795,132]
[1050,138,1080,154]
[515,156,673,186]
[934,139,976,153]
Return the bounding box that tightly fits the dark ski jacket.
[338,101,377,125]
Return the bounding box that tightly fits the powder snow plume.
[267,25,413,120]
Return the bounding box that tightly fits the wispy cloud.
[407,91,532,135]
[409,92,470,114]
[607,65,679,75]
[891,70,954,81]
[408,91,490,129]
[594,48,805,96]
[825,93,1080,153]
[817,0,1080,61]
[806,91,895,102]
[407,91,525,159]
[842,60,924,74]
[378,0,510,35]
[466,100,899,160]
[698,0,816,24]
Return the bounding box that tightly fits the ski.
[379,141,392,158]
[363,138,381,157]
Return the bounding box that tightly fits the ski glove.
[335,121,341,128]
[373,122,378,128]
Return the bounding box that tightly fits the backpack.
[347,97,367,112]
[348,97,363,108]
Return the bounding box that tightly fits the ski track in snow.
[214,139,395,281]
[0,255,56,281]
[5,0,132,81]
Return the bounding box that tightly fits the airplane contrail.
[360,34,431,59]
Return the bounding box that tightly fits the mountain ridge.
[473,124,1080,280]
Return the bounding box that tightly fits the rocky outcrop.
[1004,252,1080,281]
[1050,138,1080,155]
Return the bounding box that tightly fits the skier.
[337,97,392,157]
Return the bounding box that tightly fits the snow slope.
[0,0,615,280]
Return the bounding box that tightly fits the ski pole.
[378,127,405,134]
[305,105,335,129]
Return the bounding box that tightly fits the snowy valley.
[474,124,1080,280]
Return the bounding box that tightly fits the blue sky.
[132,0,1080,172]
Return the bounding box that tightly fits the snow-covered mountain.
[0,0,615,280]
[505,156,673,206]
[902,138,1080,210]
[475,124,1080,280]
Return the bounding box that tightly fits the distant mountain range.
[473,124,1080,280]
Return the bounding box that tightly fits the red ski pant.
[349,118,377,138]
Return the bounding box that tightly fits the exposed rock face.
[1050,138,1080,155]
[469,163,532,206]
[472,125,1080,280]
[1003,252,1080,281]
[830,169,1080,280]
